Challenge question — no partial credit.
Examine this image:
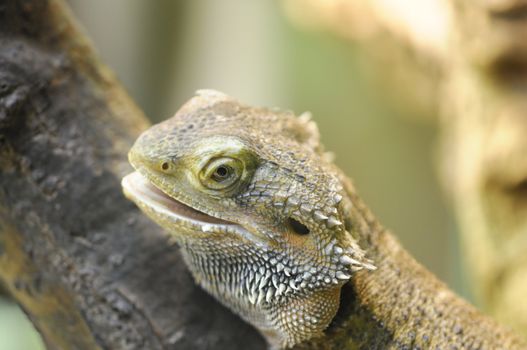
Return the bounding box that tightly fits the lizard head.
[122,90,375,348]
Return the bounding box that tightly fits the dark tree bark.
[0,0,265,349]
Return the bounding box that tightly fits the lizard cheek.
[286,230,316,253]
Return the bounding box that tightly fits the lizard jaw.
[122,171,237,230]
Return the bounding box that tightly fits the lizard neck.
[294,196,526,349]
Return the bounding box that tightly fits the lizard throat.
[122,171,235,228]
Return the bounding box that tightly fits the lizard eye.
[200,157,243,190]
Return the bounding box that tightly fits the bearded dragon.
[121,90,526,349]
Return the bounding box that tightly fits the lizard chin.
[122,171,237,230]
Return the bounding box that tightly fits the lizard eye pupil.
[288,218,310,235]
[214,165,229,178]
[161,162,169,170]
[211,165,232,182]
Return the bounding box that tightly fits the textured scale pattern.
[127,90,375,348]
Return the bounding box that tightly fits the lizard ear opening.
[288,218,310,235]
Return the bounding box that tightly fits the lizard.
[121,90,527,349]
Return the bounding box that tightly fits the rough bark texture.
[0,0,264,349]
[283,0,527,338]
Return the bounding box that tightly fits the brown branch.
[0,0,264,348]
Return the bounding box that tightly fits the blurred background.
[0,1,461,349]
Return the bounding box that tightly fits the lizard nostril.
[288,218,310,235]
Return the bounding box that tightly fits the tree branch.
[0,0,264,348]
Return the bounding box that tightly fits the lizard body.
[122,90,526,349]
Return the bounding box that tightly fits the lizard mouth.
[122,171,235,228]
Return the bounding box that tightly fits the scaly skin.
[122,90,527,349]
